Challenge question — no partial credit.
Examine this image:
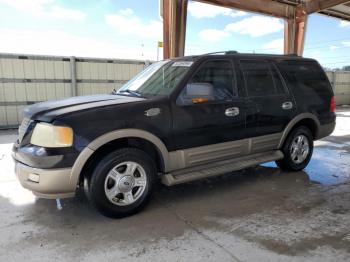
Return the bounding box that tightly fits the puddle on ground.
[262,144,350,186]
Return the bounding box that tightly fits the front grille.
[18,118,31,142]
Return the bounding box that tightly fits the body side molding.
[168,132,282,171]
[162,150,284,186]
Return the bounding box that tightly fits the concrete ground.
[1,108,350,262]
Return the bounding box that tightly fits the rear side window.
[276,60,332,95]
[240,60,285,97]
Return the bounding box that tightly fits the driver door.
[170,59,247,157]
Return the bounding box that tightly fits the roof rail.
[225,51,238,54]
[200,50,238,56]
[285,53,300,57]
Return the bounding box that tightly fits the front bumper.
[15,161,76,199]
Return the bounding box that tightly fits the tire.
[88,148,157,218]
[276,126,314,171]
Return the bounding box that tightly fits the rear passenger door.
[239,59,296,137]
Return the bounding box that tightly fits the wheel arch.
[69,129,170,188]
[278,113,320,149]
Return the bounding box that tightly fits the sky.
[0,0,349,68]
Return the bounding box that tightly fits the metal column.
[70,56,77,97]
[162,0,188,59]
[284,6,308,56]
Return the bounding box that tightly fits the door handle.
[225,107,239,117]
[282,102,293,110]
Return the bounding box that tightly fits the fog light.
[28,173,40,183]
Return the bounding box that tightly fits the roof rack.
[225,51,238,54]
[201,50,238,56]
[197,51,301,58]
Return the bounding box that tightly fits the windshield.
[115,60,193,97]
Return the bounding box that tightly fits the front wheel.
[276,126,313,171]
[88,148,157,218]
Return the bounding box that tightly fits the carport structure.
[161,0,350,58]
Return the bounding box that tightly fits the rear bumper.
[14,161,76,199]
[317,122,336,139]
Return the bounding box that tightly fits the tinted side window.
[271,64,287,94]
[178,60,236,105]
[276,60,332,95]
[240,60,275,96]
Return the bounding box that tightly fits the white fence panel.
[333,71,350,106]
[0,53,147,127]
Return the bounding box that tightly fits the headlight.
[30,123,73,147]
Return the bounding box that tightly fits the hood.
[24,94,145,122]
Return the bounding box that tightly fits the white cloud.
[48,5,86,20]
[329,42,349,51]
[119,8,134,16]
[198,29,230,42]
[0,0,86,21]
[0,29,157,60]
[198,15,284,43]
[330,45,339,50]
[225,16,283,37]
[262,38,283,53]
[339,21,350,27]
[105,9,162,40]
[305,51,322,63]
[188,1,247,18]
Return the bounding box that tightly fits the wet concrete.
[0,109,349,261]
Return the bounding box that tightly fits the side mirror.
[185,83,214,104]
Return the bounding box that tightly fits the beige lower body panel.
[14,132,283,198]
[15,162,75,199]
[162,150,284,186]
[168,132,282,171]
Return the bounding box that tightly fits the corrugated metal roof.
[196,0,350,21]
[319,2,350,21]
[275,0,350,21]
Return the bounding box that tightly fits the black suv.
[13,52,336,217]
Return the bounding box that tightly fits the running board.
[161,150,284,186]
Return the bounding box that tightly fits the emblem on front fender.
[144,108,161,117]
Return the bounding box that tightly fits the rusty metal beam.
[162,0,170,59]
[161,0,344,58]
[284,5,308,56]
[284,19,294,54]
[162,0,188,59]
[319,9,350,21]
[294,6,308,56]
[306,0,350,14]
[195,0,295,18]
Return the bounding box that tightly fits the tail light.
[330,96,336,113]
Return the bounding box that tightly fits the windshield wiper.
[114,89,142,97]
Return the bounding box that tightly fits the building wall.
[0,53,147,128]
[326,71,350,106]
[0,53,349,128]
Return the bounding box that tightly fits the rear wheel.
[88,148,156,218]
[276,126,313,171]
